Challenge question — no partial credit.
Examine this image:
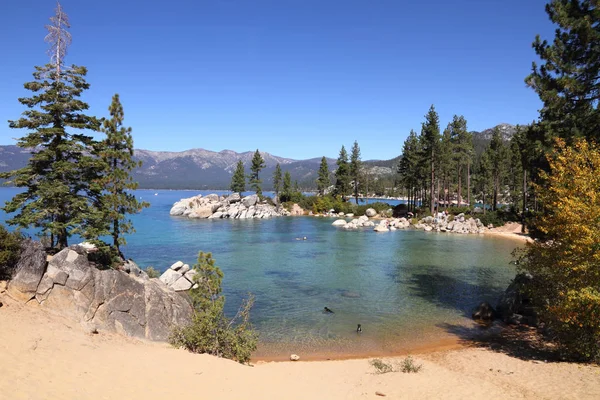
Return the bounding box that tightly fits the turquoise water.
[0,188,519,357]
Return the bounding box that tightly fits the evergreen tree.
[449,115,472,205]
[488,127,507,211]
[281,171,292,202]
[439,124,454,208]
[475,150,493,214]
[316,156,330,196]
[349,141,362,204]
[90,94,149,257]
[249,149,266,196]
[421,105,441,214]
[0,3,101,249]
[526,0,600,143]
[398,130,420,211]
[334,145,351,200]
[230,160,246,193]
[272,163,282,199]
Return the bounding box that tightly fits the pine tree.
[449,115,472,206]
[272,163,282,199]
[230,160,246,193]
[350,141,362,204]
[439,124,454,208]
[526,0,600,143]
[475,150,493,214]
[334,145,351,200]
[421,105,441,214]
[282,171,292,202]
[316,156,330,196]
[398,130,420,211]
[489,128,507,211]
[0,3,101,249]
[249,149,266,196]
[90,94,149,257]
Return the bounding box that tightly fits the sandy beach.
[1,292,598,400]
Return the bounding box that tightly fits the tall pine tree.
[230,160,246,193]
[90,94,149,257]
[526,0,600,143]
[421,105,441,214]
[334,145,351,200]
[282,171,292,202]
[1,2,101,249]
[272,163,282,200]
[349,141,362,204]
[316,156,330,196]
[249,149,266,196]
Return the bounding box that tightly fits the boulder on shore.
[7,245,193,341]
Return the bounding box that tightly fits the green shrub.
[446,206,472,216]
[0,224,23,280]
[145,266,160,279]
[370,358,394,374]
[400,356,423,373]
[478,209,519,227]
[169,252,258,364]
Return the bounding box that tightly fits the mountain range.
[0,123,516,190]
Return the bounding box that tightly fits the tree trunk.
[522,169,527,233]
[467,161,471,207]
[430,155,435,215]
[457,164,462,207]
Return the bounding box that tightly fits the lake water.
[0,188,520,358]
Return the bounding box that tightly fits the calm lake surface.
[0,188,520,358]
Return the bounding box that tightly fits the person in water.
[324,307,334,313]
[357,324,362,333]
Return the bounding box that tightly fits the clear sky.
[0,0,555,160]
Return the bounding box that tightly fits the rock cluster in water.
[170,193,287,219]
[6,241,192,341]
[159,261,198,292]
[414,213,485,234]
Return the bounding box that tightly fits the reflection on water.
[0,188,520,357]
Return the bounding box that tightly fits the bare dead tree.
[44,1,71,76]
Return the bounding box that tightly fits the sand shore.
[1,293,598,400]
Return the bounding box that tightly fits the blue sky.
[0,0,554,160]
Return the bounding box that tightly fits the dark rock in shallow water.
[496,273,535,323]
[472,301,497,321]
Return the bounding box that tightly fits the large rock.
[188,205,213,219]
[159,269,183,286]
[49,246,94,291]
[496,273,533,320]
[332,219,348,227]
[365,208,377,217]
[8,244,194,342]
[8,240,48,302]
[171,276,193,292]
[374,223,389,232]
[472,301,496,322]
[242,194,259,208]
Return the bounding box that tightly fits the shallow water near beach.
[0,188,519,358]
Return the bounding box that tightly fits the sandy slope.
[1,293,599,400]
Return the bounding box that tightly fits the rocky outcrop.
[331,215,375,229]
[170,193,288,219]
[159,261,198,292]
[415,213,486,234]
[7,245,193,341]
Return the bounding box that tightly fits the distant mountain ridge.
[0,123,517,190]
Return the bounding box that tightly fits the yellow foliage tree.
[518,139,600,361]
